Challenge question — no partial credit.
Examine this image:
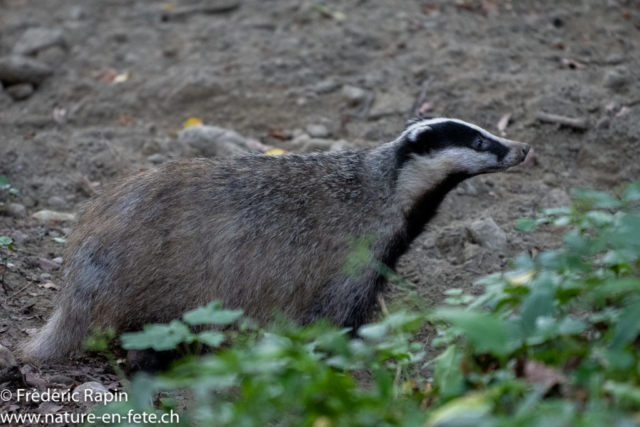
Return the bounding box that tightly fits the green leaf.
[515,218,537,232]
[572,188,621,209]
[432,308,511,356]
[444,288,463,296]
[622,179,640,202]
[611,301,640,348]
[433,344,464,398]
[0,236,13,246]
[0,175,9,189]
[183,301,243,326]
[121,320,192,351]
[196,331,226,347]
[520,288,554,336]
[358,323,388,341]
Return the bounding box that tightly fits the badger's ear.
[406,123,433,143]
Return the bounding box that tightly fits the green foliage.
[0,174,20,198]
[96,179,640,426]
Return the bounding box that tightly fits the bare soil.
[0,0,639,418]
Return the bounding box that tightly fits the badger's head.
[393,117,531,213]
[399,117,530,175]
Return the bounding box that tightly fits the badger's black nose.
[521,144,531,156]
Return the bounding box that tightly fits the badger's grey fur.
[22,117,530,363]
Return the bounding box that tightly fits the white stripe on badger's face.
[394,118,530,214]
[403,117,513,147]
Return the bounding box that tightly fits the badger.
[22,117,530,363]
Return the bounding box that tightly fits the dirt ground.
[0,0,639,419]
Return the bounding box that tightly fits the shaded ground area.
[0,0,639,418]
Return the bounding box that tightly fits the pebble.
[32,210,76,222]
[0,202,26,218]
[147,153,167,164]
[39,258,61,271]
[603,66,632,91]
[40,273,52,281]
[53,257,63,264]
[467,217,507,253]
[0,344,17,370]
[48,374,74,386]
[178,125,253,157]
[5,83,34,100]
[74,382,110,405]
[596,118,610,130]
[11,230,30,244]
[13,28,67,56]
[542,188,571,208]
[0,56,53,85]
[341,85,367,106]
[330,140,351,151]
[311,78,340,94]
[47,196,67,210]
[605,54,624,65]
[305,124,331,139]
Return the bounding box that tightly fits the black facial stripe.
[487,139,509,161]
[396,118,511,167]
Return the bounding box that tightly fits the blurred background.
[0,0,638,363]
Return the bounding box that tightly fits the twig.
[160,2,241,20]
[535,111,588,130]
[410,76,434,117]
[378,295,389,317]
[393,364,402,400]
[6,282,31,300]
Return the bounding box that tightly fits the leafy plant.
[0,174,20,199]
[93,179,640,426]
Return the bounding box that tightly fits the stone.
[47,196,67,210]
[330,140,351,151]
[542,188,571,208]
[0,55,53,85]
[52,257,63,264]
[341,85,367,106]
[39,258,61,271]
[74,382,110,405]
[13,28,67,56]
[0,203,26,218]
[311,78,340,94]
[147,153,167,164]
[467,217,507,253]
[48,374,74,386]
[5,83,34,100]
[178,125,254,157]
[11,230,30,244]
[0,344,16,369]
[32,210,76,222]
[603,66,632,91]
[305,124,330,139]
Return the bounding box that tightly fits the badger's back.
[22,152,399,363]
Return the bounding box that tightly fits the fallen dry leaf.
[523,360,566,394]
[113,71,131,83]
[497,113,511,135]
[616,106,631,117]
[183,117,203,128]
[94,68,117,82]
[265,148,286,156]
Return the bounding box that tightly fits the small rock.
[52,257,63,264]
[605,54,624,65]
[11,230,30,244]
[596,118,611,130]
[603,66,632,91]
[13,28,67,56]
[69,6,85,19]
[39,258,61,271]
[311,78,340,94]
[0,344,16,369]
[305,124,331,139]
[40,273,52,281]
[330,140,351,151]
[47,196,67,210]
[178,125,254,157]
[5,83,34,100]
[0,55,53,85]
[301,139,336,152]
[141,139,166,155]
[48,374,74,386]
[467,217,507,253]
[341,85,367,106]
[1,202,26,218]
[36,46,66,67]
[74,381,110,405]
[32,210,76,222]
[542,188,571,208]
[148,153,167,164]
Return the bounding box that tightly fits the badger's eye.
[473,138,485,150]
